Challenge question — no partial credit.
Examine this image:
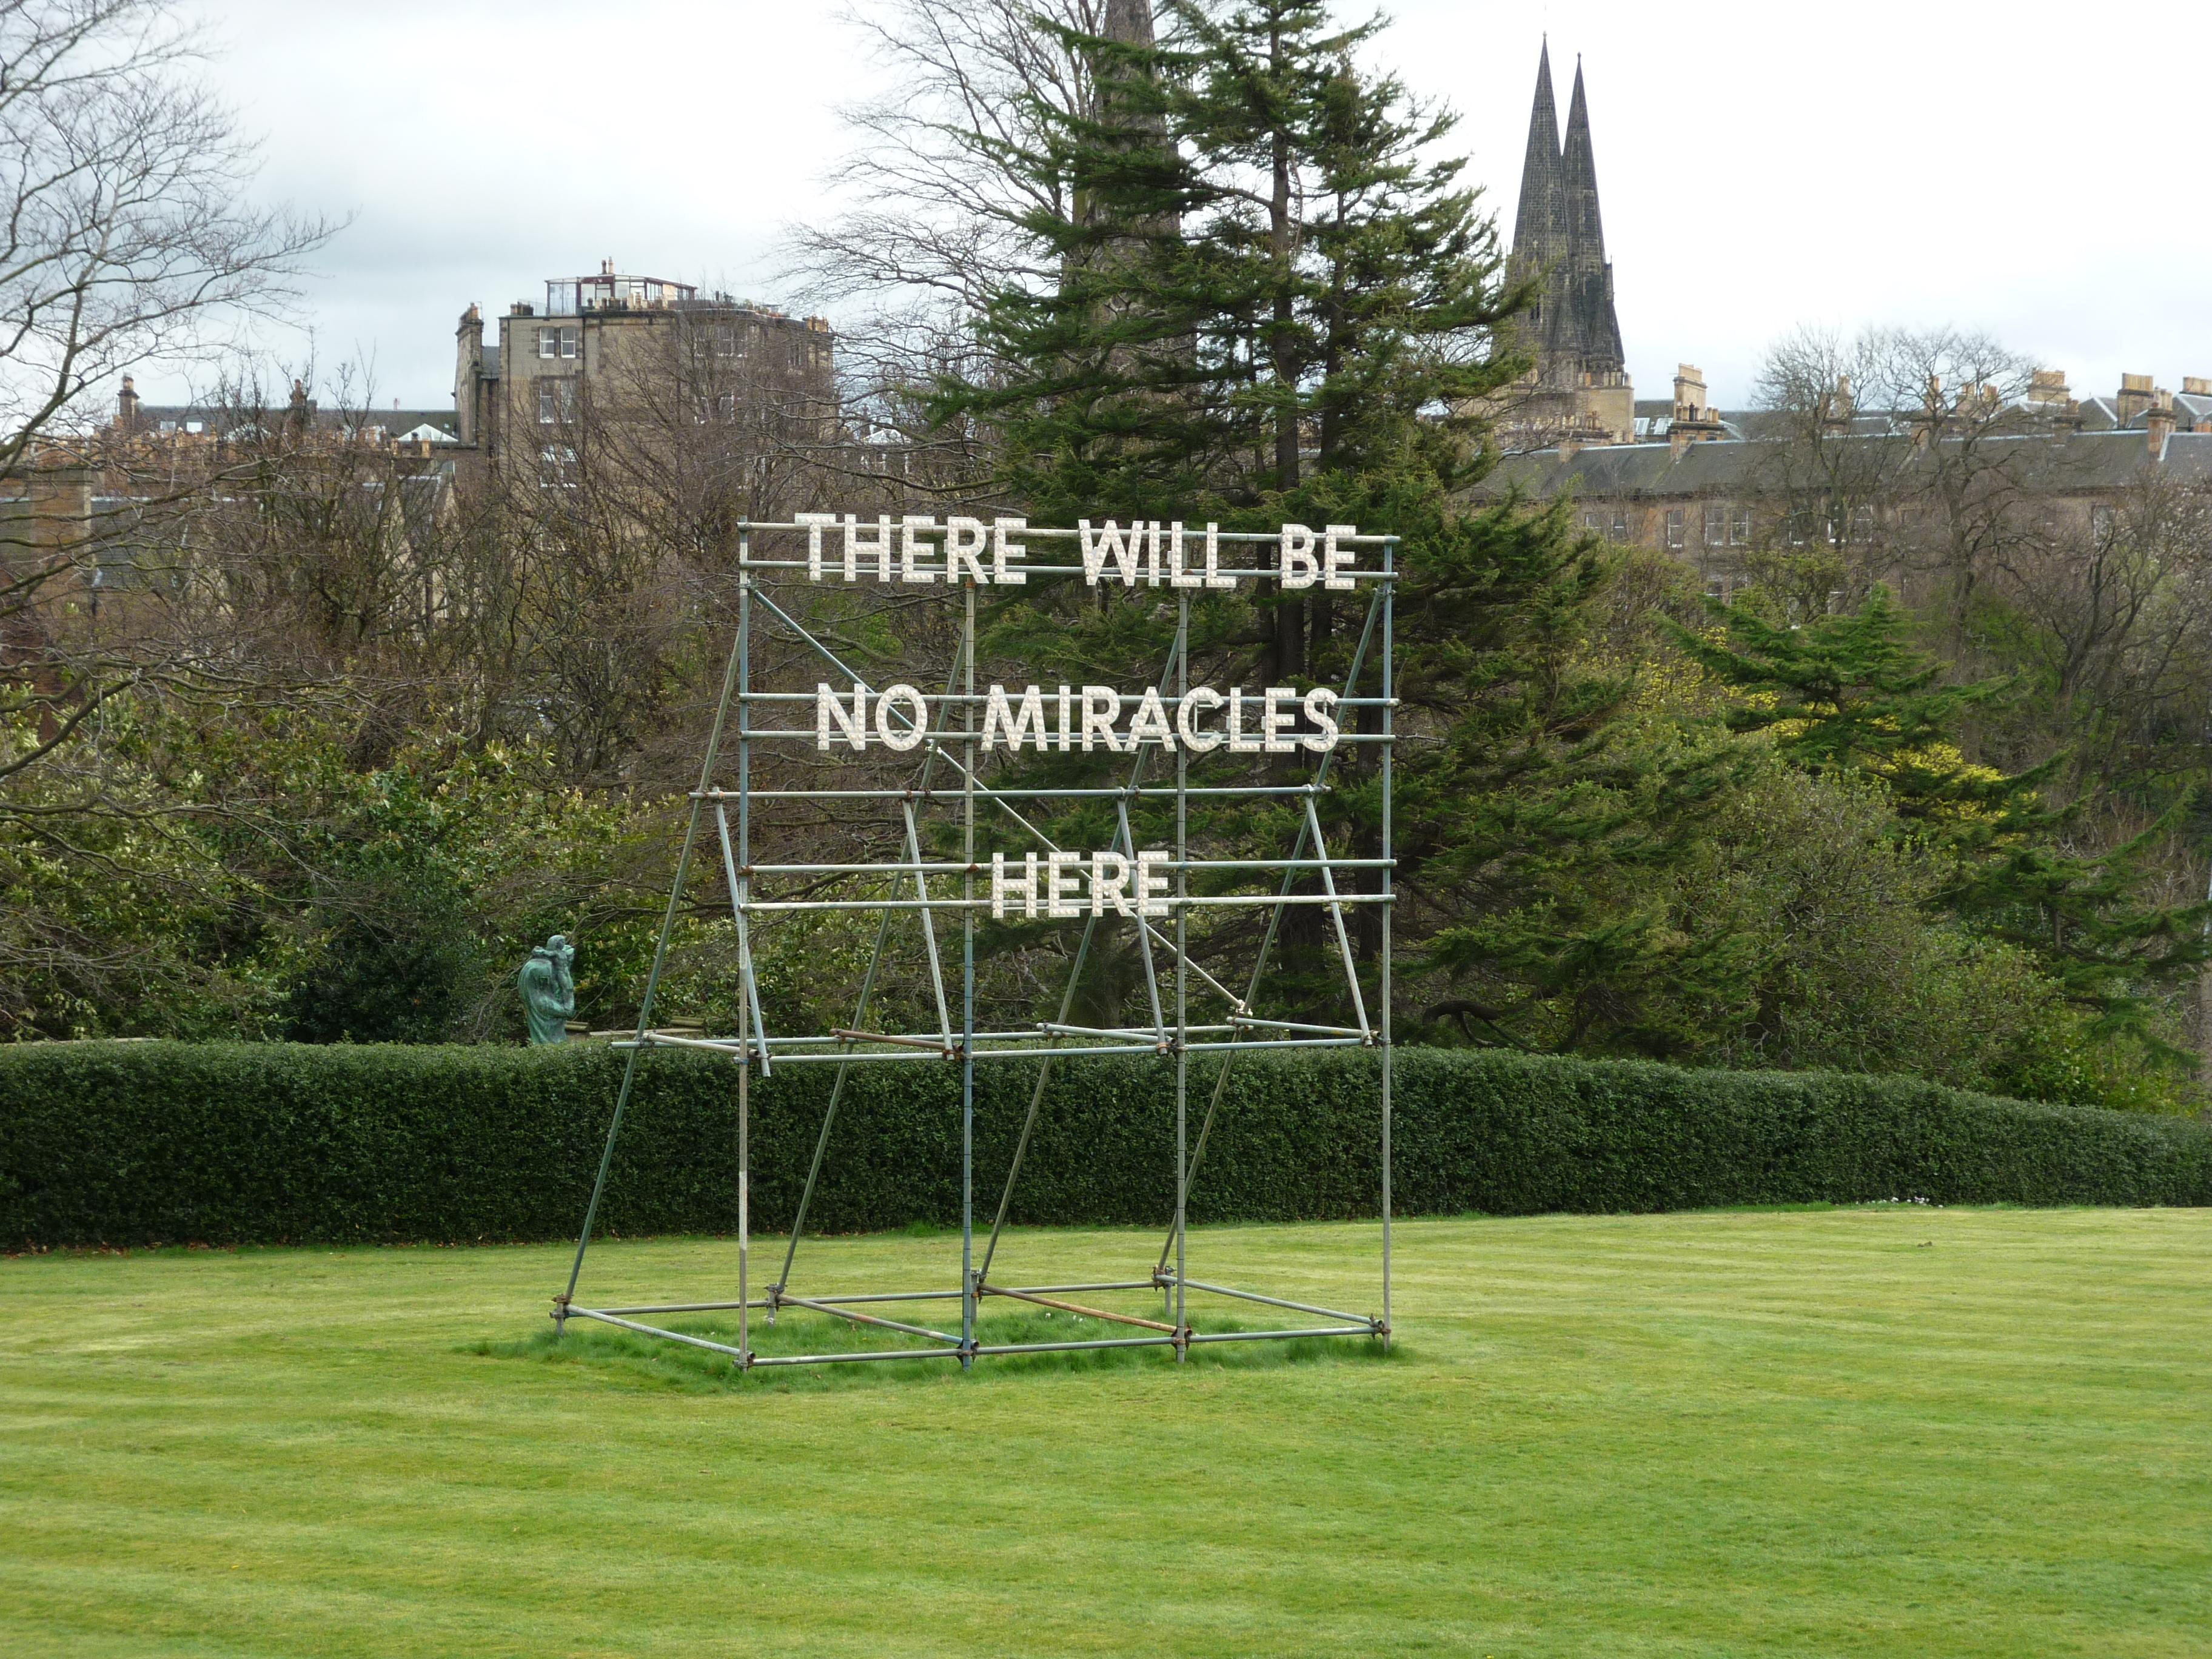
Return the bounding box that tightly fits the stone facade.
[453,263,836,481]
[1484,399,2212,603]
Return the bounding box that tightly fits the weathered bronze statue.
[518,934,576,1046]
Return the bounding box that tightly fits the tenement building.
[1483,378,2212,604]
[453,262,836,482]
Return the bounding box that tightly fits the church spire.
[1512,39,1563,256]
[1558,56,1624,374]
[1499,44,1632,443]
[1560,59,1604,262]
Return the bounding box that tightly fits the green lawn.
[2,1207,2207,1657]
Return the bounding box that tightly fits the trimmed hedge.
[2,1041,2207,1248]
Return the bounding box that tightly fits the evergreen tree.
[1677,591,2211,1055]
[1669,586,2031,820]
[931,1,1747,1043]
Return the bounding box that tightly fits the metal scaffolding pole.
[1174,590,1189,1359]
[1380,538,1395,1347]
[554,592,748,1334]
[736,535,753,1367]
[960,572,977,1367]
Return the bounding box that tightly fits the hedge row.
[2,1041,2208,1248]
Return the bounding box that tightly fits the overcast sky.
[167,0,2212,415]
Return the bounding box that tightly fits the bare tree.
[1,1,330,461]
[1745,324,2042,623]
[785,0,1113,501]
[0,1,343,1029]
[1988,470,2212,782]
[1,0,333,786]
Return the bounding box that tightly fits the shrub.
[1,1042,2205,1248]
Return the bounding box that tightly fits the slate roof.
[1481,428,2212,500]
[123,404,458,440]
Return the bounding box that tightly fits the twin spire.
[1509,42,1626,384]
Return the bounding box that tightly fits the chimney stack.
[1820,372,1857,431]
[1912,374,1943,446]
[2141,400,2176,458]
[1672,364,1710,424]
[116,374,141,432]
[2117,372,2155,423]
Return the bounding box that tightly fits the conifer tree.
[1677,591,2211,1052]
[933,1,1743,1039]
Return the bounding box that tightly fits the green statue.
[519,934,576,1046]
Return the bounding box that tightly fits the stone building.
[112,375,460,452]
[1484,378,2212,603]
[452,262,836,480]
[38,377,464,606]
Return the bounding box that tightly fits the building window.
[1704,503,1726,547]
[538,326,577,360]
[1610,511,1629,541]
[1730,505,1751,545]
[1666,508,1686,549]
[716,325,737,357]
[537,380,576,424]
[537,444,578,490]
[1851,504,1876,543]
[1583,512,1603,531]
[2091,504,2116,544]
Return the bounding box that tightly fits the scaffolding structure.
[551,519,1396,1370]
